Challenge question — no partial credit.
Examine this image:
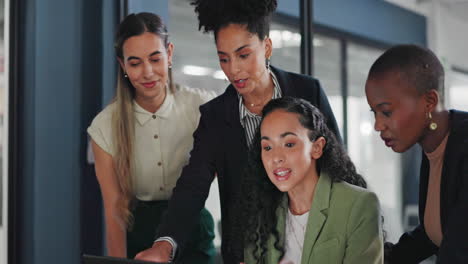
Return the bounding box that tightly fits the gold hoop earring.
[428,112,438,131]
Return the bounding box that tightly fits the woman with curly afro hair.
[243,97,383,264]
[135,1,341,263]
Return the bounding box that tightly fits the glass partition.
[347,43,403,242]
[448,69,468,111]
[313,34,343,134]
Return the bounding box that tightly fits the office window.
[169,0,225,95]
[347,43,403,242]
[449,69,468,111]
[270,20,301,74]
[313,34,343,134]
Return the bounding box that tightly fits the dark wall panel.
[276,0,426,46]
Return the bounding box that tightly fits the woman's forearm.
[104,210,127,257]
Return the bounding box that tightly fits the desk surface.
[82,254,168,264]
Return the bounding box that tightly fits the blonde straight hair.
[112,12,174,228]
[111,70,136,228]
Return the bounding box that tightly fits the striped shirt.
[238,70,282,147]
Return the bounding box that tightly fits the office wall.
[13,0,120,263]
[127,0,169,26]
[277,0,426,46]
[430,4,468,70]
[386,0,468,70]
[16,0,83,263]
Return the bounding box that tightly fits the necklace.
[249,102,262,107]
[243,85,274,108]
[245,97,269,108]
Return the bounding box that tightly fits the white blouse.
[87,85,215,201]
[281,208,310,264]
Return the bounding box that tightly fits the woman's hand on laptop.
[134,241,172,262]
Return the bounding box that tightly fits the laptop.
[82,254,168,264]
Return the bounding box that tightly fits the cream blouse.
[87,85,216,201]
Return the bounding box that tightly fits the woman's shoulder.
[87,102,117,155]
[329,181,381,230]
[332,181,379,205]
[89,101,116,129]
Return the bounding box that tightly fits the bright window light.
[182,65,212,76]
[360,122,373,136]
[212,70,226,80]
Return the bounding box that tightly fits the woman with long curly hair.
[243,97,383,264]
[87,12,216,262]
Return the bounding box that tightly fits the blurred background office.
[1,0,468,263]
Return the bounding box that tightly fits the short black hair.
[368,44,445,101]
[191,0,277,40]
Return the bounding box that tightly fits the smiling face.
[215,23,272,95]
[260,110,324,193]
[365,71,429,153]
[119,32,173,106]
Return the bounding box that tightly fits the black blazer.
[387,110,468,264]
[156,66,340,264]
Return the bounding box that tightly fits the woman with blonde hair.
[87,12,216,263]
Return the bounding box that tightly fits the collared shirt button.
[152,115,156,119]
[157,162,162,166]
[154,134,159,139]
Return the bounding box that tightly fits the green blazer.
[245,174,383,264]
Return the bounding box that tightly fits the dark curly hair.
[191,0,277,41]
[242,97,367,263]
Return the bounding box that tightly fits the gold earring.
[428,112,438,131]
